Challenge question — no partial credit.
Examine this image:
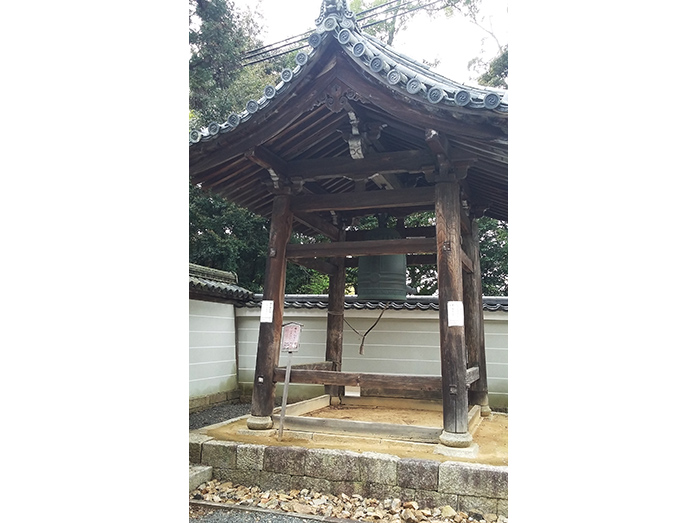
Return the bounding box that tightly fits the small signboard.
[278,322,303,441]
[281,322,303,352]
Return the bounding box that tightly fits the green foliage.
[189,0,286,130]
[189,181,269,292]
[349,1,479,46]
[190,182,332,294]
[478,216,507,295]
[477,45,507,88]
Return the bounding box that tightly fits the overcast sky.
[235,0,508,86]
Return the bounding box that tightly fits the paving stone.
[457,494,498,515]
[212,467,261,486]
[439,461,507,498]
[189,433,213,464]
[305,448,361,482]
[412,490,458,511]
[236,443,265,471]
[363,482,401,501]
[397,458,439,491]
[264,445,307,475]
[290,475,333,494]
[189,464,212,492]
[358,451,399,485]
[201,440,237,469]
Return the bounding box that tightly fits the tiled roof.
[189,0,507,146]
[189,263,254,302]
[244,294,507,312]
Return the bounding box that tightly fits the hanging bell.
[357,225,407,302]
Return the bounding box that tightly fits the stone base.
[439,430,473,448]
[247,415,274,430]
[434,443,479,458]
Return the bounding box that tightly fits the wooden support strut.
[431,127,471,442]
[325,235,346,397]
[462,215,491,415]
[249,194,293,427]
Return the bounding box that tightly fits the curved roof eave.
[189,1,507,147]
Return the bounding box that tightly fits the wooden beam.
[461,247,474,274]
[425,129,450,158]
[325,251,346,396]
[270,415,441,443]
[271,368,480,389]
[246,146,289,175]
[463,217,490,413]
[293,211,340,241]
[286,149,435,181]
[291,186,436,213]
[345,226,435,242]
[250,195,293,421]
[276,361,334,371]
[286,237,436,259]
[460,207,471,235]
[435,179,469,435]
[344,253,437,268]
[288,257,338,276]
[272,368,441,391]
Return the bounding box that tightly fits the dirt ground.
[206,404,507,466]
[304,404,444,427]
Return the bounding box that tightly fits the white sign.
[260,300,274,323]
[447,301,464,327]
[281,322,302,352]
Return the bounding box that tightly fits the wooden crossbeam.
[345,226,436,242]
[286,237,436,259]
[288,257,338,276]
[287,149,435,181]
[272,367,480,390]
[291,186,436,213]
[276,361,334,372]
[293,211,341,241]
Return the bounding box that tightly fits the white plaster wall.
[189,299,238,398]
[235,305,508,409]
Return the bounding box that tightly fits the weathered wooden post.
[462,214,491,416]
[325,237,346,398]
[248,194,293,430]
[435,174,473,448]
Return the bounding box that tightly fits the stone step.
[189,464,212,492]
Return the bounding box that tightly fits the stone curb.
[191,434,508,517]
[189,465,212,492]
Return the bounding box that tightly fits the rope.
[343,303,391,355]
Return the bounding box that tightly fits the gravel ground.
[189,402,507,523]
[190,401,252,430]
[190,504,317,523]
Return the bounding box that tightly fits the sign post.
[278,322,302,441]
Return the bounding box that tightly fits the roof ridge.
[189,263,239,284]
[189,0,507,146]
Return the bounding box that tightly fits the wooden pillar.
[463,215,491,416]
[248,194,293,429]
[325,241,346,398]
[435,179,472,447]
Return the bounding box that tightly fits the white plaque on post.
[260,300,274,323]
[447,301,464,327]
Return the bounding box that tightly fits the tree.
[189,0,292,130]
[189,181,269,292]
[478,216,507,295]
[190,181,332,294]
[349,1,483,46]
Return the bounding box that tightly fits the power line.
[239,0,452,69]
